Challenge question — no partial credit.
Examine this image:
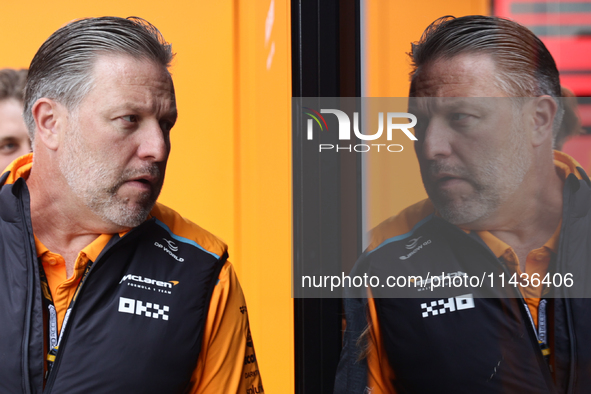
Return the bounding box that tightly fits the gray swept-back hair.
[24,16,174,141]
[0,69,28,103]
[409,15,563,136]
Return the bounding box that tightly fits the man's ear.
[31,98,65,151]
[530,96,558,147]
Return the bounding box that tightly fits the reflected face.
[0,99,31,172]
[411,54,532,226]
[58,55,177,228]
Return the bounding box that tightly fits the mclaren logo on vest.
[118,297,170,320]
[421,293,475,318]
[120,273,178,288]
[119,274,179,295]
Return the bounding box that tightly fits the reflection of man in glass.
[0,68,30,172]
[335,15,590,393]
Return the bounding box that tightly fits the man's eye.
[0,143,17,153]
[450,113,469,121]
[121,115,138,123]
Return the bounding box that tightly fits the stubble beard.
[422,123,531,226]
[58,124,162,229]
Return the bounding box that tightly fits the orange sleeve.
[189,261,264,393]
[366,297,397,394]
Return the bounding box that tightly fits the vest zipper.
[564,297,575,394]
[42,263,96,393]
[42,222,152,392]
[20,181,36,394]
[443,220,559,393]
[487,244,558,393]
[559,176,577,394]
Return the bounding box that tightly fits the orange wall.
[364,0,491,230]
[0,1,293,393]
[233,1,294,393]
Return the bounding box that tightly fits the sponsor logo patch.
[162,238,179,252]
[244,370,259,379]
[399,237,432,260]
[118,297,170,321]
[244,353,257,365]
[421,293,475,318]
[154,239,184,262]
[246,383,264,394]
[246,328,253,347]
[405,236,422,250]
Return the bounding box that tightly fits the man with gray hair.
[0,17,263,394]
[336,15,590,393]
[0,68,30,171]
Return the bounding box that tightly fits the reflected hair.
[24,16,174,141]
[409,15,563,134]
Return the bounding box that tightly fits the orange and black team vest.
[335,170,591,394]
[0,173,226,394]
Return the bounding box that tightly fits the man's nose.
[137,121,170,162]
[416,120,453,161]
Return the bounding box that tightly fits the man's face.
[58,55,177,229]
[411,54,532,226]
[0,98,30,172]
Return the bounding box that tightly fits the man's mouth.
[115,165,162,195]
[125,176,157,192]
[433,173,460,182]
[131,176,156,185]
[430,173,467,191]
